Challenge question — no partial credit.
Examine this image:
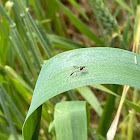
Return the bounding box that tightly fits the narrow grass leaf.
[130,0,138,14]
[97,85,116,137]
[0,84,25,124]
[0,5,35,80]
[68,0,89,21]
[56,0,105,46]
[76,86,103,116]
[12,6,43,68]
[49,34,86,50]
[0,86,18,140]
[115,0,133,13]
[92,84,140,113]
[26,12,52,58]
[12,80,32,104]
[4,66,33,93]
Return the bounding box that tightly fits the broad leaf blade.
[23,47,140,139]
[54,101,89,140]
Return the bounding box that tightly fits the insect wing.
[73,66,79,69]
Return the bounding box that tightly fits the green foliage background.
[0,0,140,140]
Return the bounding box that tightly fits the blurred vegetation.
[0,0,140,140]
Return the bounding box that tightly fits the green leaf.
[56,0,104,46]
[68,0,89,21]
[0,84,25,124]
[23,106,42,140]
[8,134,24,140]
[0,132,8,140]
[4,66,33,93]
[23,47,140,139]
[91,84,140,113]
[0,85,18,139]
[54,101,89,140]
[97,85,116,137]
[115,0,133,13]
[49,34,86,50]
[76,86,103,116]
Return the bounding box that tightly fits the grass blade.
[92,84,140,113]
[68,0,89,21]
[23,47,140,139]
[76,86,103,116]
[54,101,89,140]
[0,84,25,124]
[115,0,133,14]
[0,86,18,140]
[56,0,105,46]
[49,34,86,50]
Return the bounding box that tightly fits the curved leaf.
[23,47,140,139]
